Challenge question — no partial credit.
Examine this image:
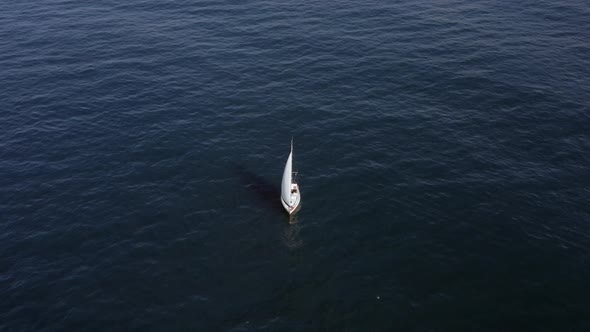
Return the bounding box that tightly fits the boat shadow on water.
[231,163,285,215]
[232,163,303,248]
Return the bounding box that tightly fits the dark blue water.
[2,0,590,330]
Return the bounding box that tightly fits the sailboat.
[281,138,301,214]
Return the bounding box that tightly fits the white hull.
[281,186,301,215]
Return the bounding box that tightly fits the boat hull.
[281,191,301,215]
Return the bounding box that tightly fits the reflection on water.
[288,214,299,225]
[282,216,303,249]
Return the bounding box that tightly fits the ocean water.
[1,0,590,330]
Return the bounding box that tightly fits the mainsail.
[281,142,293,206]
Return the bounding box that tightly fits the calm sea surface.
[1,0,590,330]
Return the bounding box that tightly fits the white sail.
[281,144,293,206]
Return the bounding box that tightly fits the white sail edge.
[281,149,293,205]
